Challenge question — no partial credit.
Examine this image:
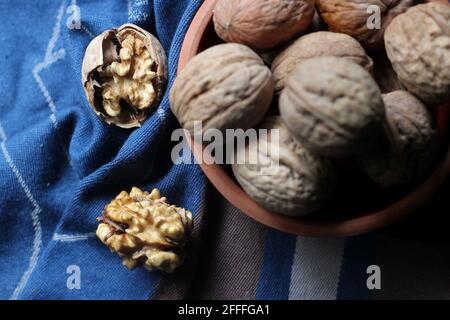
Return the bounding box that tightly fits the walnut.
[272,31,374,93]
[279,57,385,157]
[82,24,167,128]
[232,117,336,217]
[359,91,438,188]
[384,2,450,105]
[169,43,274,136]
[213,0,315,51]
[96,187,192,273]
[316,0,413,50]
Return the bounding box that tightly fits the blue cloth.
[0,0,204,299]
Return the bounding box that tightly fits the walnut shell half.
[82,24,167,128]
[279,57,385,157]
[272,31,374,93]
[316,0,413,50]
[213,0,315,51]
[169,43,274,136]
[232,117,336,217]
[96,187,192,273]
[385,2,450,105]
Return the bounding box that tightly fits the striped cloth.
[155,184,450,300]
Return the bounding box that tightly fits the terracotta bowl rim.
[177,0,450,237]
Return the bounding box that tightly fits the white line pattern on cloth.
[0,123,43,300]
[52,232,96,242]
[289,237,345,300]
[32,2,78,175]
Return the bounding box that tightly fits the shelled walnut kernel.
[96,187,192,273]
[82,24,167,128]
[99,35,157,117]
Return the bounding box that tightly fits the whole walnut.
[316,0,413,50]
[385,2,450,105]
[170,43,273,136]
[96,187,193,273]
[213,0,315,51]
[359,91,438,188]
[272,31,374,92]
[232,117,336,217]
[279,57,385,157]
[82,24,167,128]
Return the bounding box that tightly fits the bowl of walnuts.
[172,0,450,237]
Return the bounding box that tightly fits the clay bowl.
[178,0,450,237]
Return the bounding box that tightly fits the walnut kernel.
[96,187,192,273]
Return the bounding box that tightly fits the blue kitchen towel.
[0,0,205,299]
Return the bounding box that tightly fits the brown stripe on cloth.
[188,188,267,300]
[371,235,450,300]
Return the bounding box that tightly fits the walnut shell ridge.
[359,91,439,188]
[213,0,315,50]
[170,43,274,136]
[316,0,413,50]
[279,57,385,157]
[385,2,450,105]
[232,117,336,217]
[82,24,167,128]
[272,31,374,93]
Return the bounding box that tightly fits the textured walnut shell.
[213,0,315,51]
[359,91,438,188]
[232,117,336,217]
[82,24,167,128]
[385,2,450,105]
[272,31,374,92]
[316,0,413,50]
[170,43,274,135]
[279,57,385,157]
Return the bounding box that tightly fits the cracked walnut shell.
[316,0,413,50]
[213,0,315,50]
[279,57,385,157]
[272,31,374,93]
[232,117,336,217]
[384,2,450,105]
[359,91,438,188]
[170,43,273,136]
[82,24,167,128]
[96,187,192,273]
